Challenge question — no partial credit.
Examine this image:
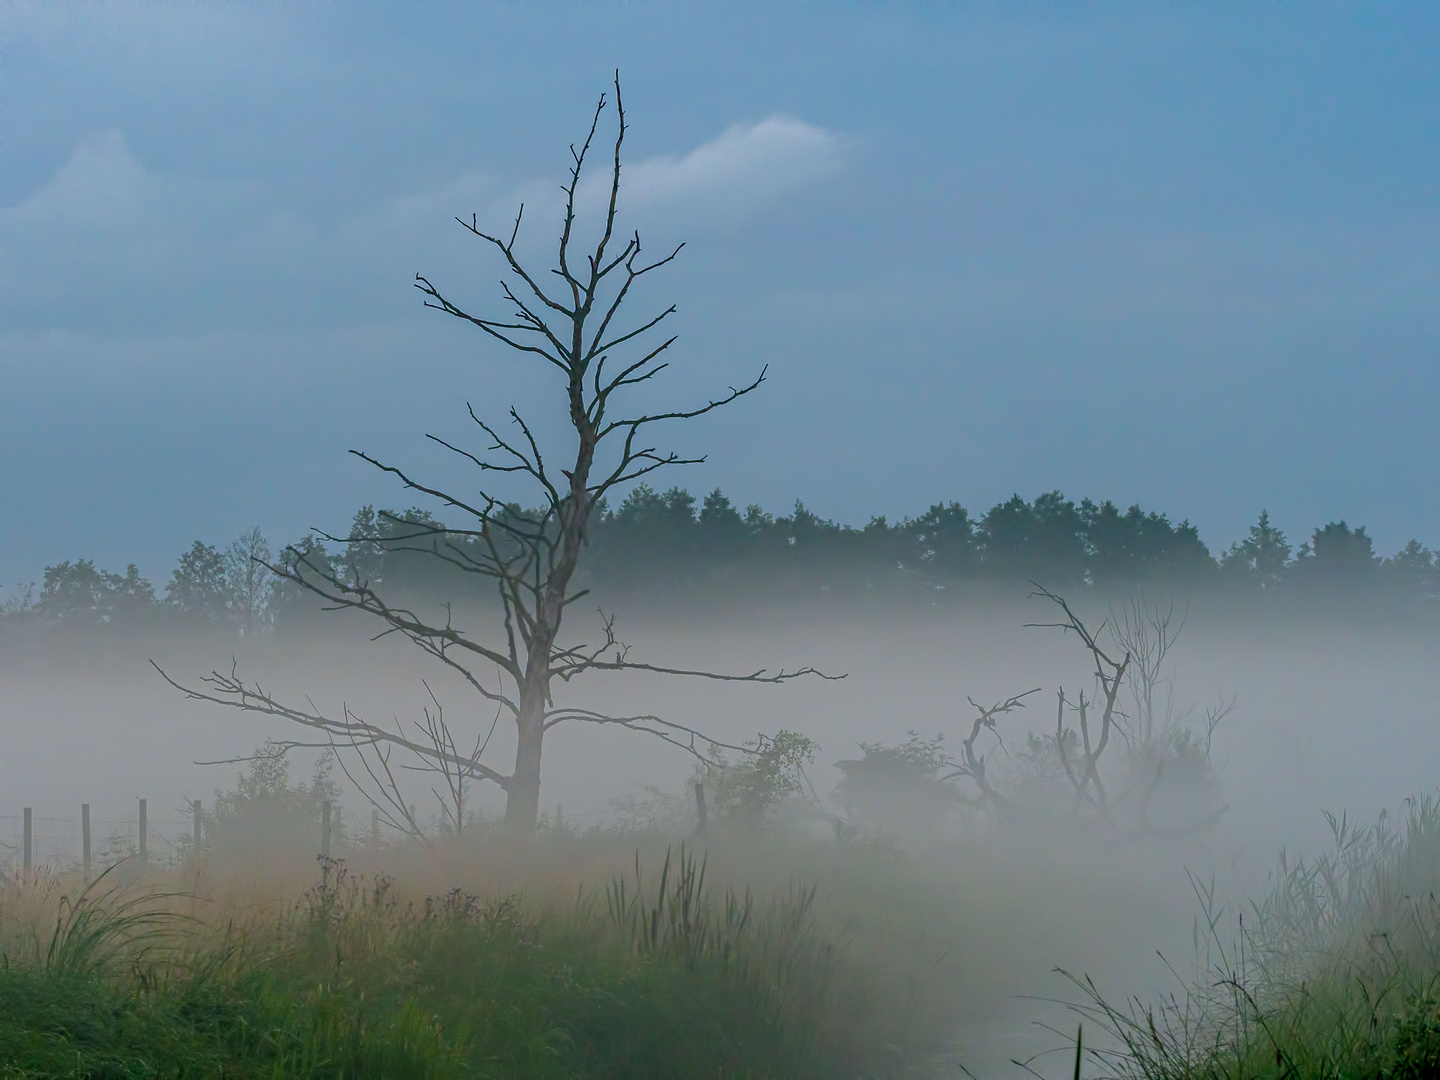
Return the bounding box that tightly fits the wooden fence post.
[81,804,91,878]
[22,808,32,876]
[321,800,332,859]
[138,799,148,866]
[370,807,379,859]
[193,800,203,857]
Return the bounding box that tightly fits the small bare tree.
[840,587,1230,841]
[225,526,274,636]
[1025,585,1230,838]
[160,75,833,832]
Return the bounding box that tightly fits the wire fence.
[0,799,269,877]
[0,806,201,877]
[0,794,695,879]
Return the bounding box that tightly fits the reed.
[1067,796,1440,1079]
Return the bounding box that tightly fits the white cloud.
[628,116,845,210]
[575,115,848,230]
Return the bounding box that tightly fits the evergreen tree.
[269,536,334,626]
[978,492,1087,582]
[1381,540,1438,601]
[1221,509,1292,590]
[343,506,384,587]
[1082,500,1214,582]
[1292,521,1379,589]
[902,502,977,578]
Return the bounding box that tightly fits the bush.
[206,741,342,859]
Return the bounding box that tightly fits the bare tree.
[1026,585,1230,839]
[159,75,834,832]
[828,588,1229,841]
[943,689,1041,812]
[1110,593,1234,761]
[225,526,273,636]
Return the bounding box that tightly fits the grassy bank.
[1073,797,1440,1079]
[0,808,1225,1078]
[0,849,901,1080]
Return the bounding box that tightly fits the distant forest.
[7,486,1437,631]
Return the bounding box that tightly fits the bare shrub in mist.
[825,588,1231,847]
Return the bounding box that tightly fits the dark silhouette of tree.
[591,484,702,584]
[1381,540,1438,602]
[165,541,230,622]
[979,492,1088,582]
[39,560,155,626]
[160,77,830,832]
[268,536,335,627]
[1220,509,1292,590]
[1292,521,1379,589]
[342,506,385,589]
[902,502,978,581]
[1081,500,1214,583]
[696,488,750,562]
[40,560,112,624]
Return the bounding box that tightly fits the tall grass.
[1067,796,1440,1079]
[0,849,912,1079]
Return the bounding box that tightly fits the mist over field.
[5,597,1438,862]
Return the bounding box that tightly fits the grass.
[0,810,1227,1078]
[1066,796,1440,1079]
[0,849,909,1079]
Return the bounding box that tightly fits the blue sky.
[2,2,1437,585]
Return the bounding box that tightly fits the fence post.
[138,799,148,866]
[22,808,32,876]
[693,781,708,837]
[370,807,379,859]
[81,804,91,878]
[192,800,203,857]
[321,800,332,860]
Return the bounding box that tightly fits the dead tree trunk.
[510,667,550,830]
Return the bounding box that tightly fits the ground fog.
[2,595,1436,1076]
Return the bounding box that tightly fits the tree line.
[8,487,1436,631]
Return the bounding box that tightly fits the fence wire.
[0,809,199,875]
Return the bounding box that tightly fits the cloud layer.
[0,114,846,337]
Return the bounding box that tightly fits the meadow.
[8,782,1440,1078]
